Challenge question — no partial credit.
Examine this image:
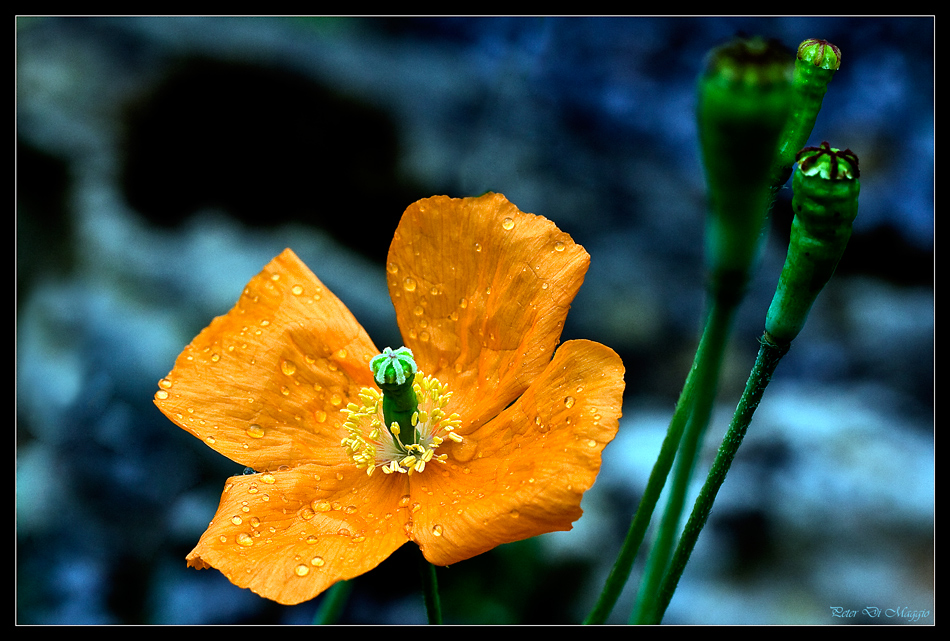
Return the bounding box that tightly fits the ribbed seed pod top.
[765,142,860,344]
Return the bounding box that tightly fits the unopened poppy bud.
[698,36,794,299]
[772,39,842,186]
[765,142,860,344]
[370,346,420,444]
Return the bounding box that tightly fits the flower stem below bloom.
[420,553,442,624]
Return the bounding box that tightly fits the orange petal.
[186,464,411,605]
[387,193,590,431]
[409,339,624,566]
[154,249,379,471]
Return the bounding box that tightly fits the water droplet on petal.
[564,396,576,408]
[291,285,304,295]
[502,217,515,230]
[154,390,169,400]
[281,360,297,375]
[311,556,325,567]
[432,524,443,537]
[261,473,276,484]
[236,533,254,547]
[403,277,417,292]
[246,424,265,439]
[159,378,173,389]
[295,564,310,577]
[231,516,243,525]
[554,240,566,252]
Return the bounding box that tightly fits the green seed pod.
[697,36,794,300]
[765,142,860,344]
[771,38,842,188]
[370,346,420,444]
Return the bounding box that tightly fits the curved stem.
[650,333,789,623]
[584,297,733,624]
[631,297,737,623]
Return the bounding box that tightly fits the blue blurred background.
[16,17,933,624]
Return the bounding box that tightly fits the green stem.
[649,333,790,623]
[420,555,443,624]
[584,295,734,624]
[631,295,738,624]
[313,580,352,624]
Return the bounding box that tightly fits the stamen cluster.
[341,374,463,476]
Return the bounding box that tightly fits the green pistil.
[370,347,420,446]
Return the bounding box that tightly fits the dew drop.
[210,353,220,362]
[158,378,173,389]
[249,517,261,527]
[313,500,332,512]
[295,564,310,577]
[311,556,325,567]
[474,242,482,252]
[403,277,417,292]
[413,305,425,316]
[231,516,243,525]
[387,262,399,274]
[554,240,566,252]
[246,424,265,439]
[281,360,297,376]
[315,410,327,423]
[291,285,304,296]
[432,524,444,537]
[261,473,276,484]
[564,396,576,408]
[205,436,216,445]
[236,533,254,547]
[306,535,319,544]
[154,390,169,400]
[502,217,515,230]
[510,509,520,518]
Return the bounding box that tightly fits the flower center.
[342,346,462,476]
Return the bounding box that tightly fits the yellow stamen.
[340,372,463,477]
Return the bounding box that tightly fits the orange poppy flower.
[154,192,625,606]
